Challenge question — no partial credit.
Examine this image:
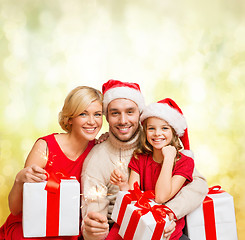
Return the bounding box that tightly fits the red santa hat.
[140,98,194,159]
[102,79,145,114]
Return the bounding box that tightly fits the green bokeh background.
[0,0,244,238]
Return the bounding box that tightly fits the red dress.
[106,153,194,240]
[0,133,95,240]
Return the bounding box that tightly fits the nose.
[119,113,127,125]
[87,115,95,125]
[154,128,161,136]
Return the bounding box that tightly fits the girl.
[0,86,104,240]
[110,98,194,240]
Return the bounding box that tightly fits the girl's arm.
[155,145,186,204]
[128,170,140,190]
[8,139,47,215]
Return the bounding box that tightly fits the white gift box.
[119,201,171,240]
[111,190,135,224]
[23,179,80,237]
[186,187,238,240]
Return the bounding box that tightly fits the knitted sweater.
[81,131,208,222]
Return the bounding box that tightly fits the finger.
[25,172,46,183]
[31,165,46,174]
[164,220,176,237]
[87,212,108,224]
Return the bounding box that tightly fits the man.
[81,79,208,240]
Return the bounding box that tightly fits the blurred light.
[195,145,220,178]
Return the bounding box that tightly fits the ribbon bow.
[117,182,155,225]
[208,185,225,195]
[122,183,176,240]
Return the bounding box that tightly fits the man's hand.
[82,212,109,240]
[164,213,176,240]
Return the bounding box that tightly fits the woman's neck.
[56,133,89,160]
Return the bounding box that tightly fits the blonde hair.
[134,119,182,164]
[59,86,103,132]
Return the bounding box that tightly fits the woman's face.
[146,117,173,151]
[69,100,103,141]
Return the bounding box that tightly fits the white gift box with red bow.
[186,185,238,240]
[118,201,171,240]
[111,183,175,240]
[23,178,80,237]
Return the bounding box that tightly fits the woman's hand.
[15,165,47,184]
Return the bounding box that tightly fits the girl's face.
[69,100,103,141]
[146,117,173,151]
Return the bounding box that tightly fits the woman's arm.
[8,139,47,215]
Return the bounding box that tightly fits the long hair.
[133,119,182,164]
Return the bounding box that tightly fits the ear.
[68,118,73,125]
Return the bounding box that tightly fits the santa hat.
[140,98,194,159]
[102,79,145,114]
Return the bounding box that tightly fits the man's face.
[107,98,140,142]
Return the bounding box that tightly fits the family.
[0,79,208,240]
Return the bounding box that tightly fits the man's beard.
[110,125,140,142]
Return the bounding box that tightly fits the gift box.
[111,182,156,226]
[23,175,80,238]
[111,190,137,225]
[119,200,172,240]
[186,185,238,240]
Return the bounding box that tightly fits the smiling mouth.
[152,138,165,143]
[83,127,97,133]
[117,126,131,133]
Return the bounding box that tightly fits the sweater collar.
[108,130,140,151]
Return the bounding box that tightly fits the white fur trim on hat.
[181,149,194,159]
[103,87,145,114]
[140,102,187,136]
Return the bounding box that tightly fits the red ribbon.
[117,182,155,225]
[44,170,73,236]
[203,185,225,240]
[122,187,176,240]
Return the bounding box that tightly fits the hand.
[82,212,109,240]
[110,169,127,187]
[16,165,47,184]
[164,213,176,239]
[95,132,109,144]
[161,145,176,161]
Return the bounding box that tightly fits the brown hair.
[134,119,182,164]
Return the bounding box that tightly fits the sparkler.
[81,183,108,209]
[117,148,127,171]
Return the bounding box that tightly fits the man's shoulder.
[88,139,110,155]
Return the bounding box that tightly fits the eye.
[95,113,102,117]
[79,112,87,116]
[111,112,119,116]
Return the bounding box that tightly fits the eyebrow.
[109,107,136,112]
[147,124,169,127]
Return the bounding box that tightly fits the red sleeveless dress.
[0,133,95,240]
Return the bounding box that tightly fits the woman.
[0,86,103,240]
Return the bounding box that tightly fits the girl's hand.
[110,169,127,186]
[161,145,176,161]
[15,165,47,185]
